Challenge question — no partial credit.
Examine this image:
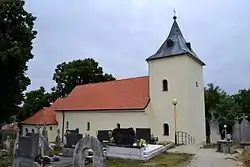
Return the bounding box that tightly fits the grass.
[87,153,193,167]
[0,156,12,167]
[237,149,250,167]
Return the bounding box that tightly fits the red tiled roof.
[1,123,19,132]
[21,107,58,125]
[54,76,150,111]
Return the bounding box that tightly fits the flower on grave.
[110,137,114,143]
[139,139,147,147]
[108,130,112,138]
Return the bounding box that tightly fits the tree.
[204,83,227,119]
[18,87,52,121]
[204,83,242,125]
[0,0,37,123]
[52,58,115,97]
[232,89,250,117]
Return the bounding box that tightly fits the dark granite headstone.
[112,127,136,146]
[17,133,39,159]
[12,133,40,167]
[97,130,110,143]
[136,128,151,143]
[65,129,83,148]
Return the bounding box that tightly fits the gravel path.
[167,145,243,167]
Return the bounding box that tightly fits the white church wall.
[186,56,206,144]
[148,55,191,143]
[22,124,58,143]
[57,110,149,138]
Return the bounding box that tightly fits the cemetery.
[0,123,193,167]
[1,114,250,166]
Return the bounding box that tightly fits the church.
[21,16,206,144]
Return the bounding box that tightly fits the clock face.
[166,39,174,47]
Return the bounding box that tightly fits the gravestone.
[13,129,20,156]
[42,127,49,151]
[5,136,11,151]
[136,128,151,143]
[240,118,250,143]
[97,130,110,143]
[73,135,105,167]
[65,129,83,148]
[209,112,221,143]
[12,133,40,167]
[232,119,241,142]
[54,129,62,150]
[112,127,136,146]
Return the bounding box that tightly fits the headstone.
[209,112,221,143]
[18,133,39,159]
[112,127,136,146]
[72,135,105,167]
[12,133,40,167]
[232,119,241,142]
[97,130,110,143]
[136,128,151,143]
[65,129,83,148]
[42,127,49,151]
[54,129,62,150]
[13,129,20,156]
[240,118,250,143]
[5,136,11,151]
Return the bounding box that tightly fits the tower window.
[87,122,90,131]
[196,81,198,87]
[32,129,35,133]
[163,79,168,91]
[25,128,28,134]
[117,123,121,129]
[50,126,53,130]
[166,39,174,47]
[163,123,169,136]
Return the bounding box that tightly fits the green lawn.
[87,153,193,167]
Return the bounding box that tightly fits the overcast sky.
[24,0,250,94]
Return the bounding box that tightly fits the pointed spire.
[146,14,205,66]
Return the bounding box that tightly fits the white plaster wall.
[148,55,205,143]
[186,57,206,144]
[56,110,149,138]
[22,124,58,143]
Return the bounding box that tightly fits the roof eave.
[146,52,205,66]
[20,122,58,126]
[53,100,150,112]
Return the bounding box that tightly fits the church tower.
[146,15,206,144]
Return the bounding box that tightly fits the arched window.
[163,123,169,136]
[163,79,168,91]
[50,126,53,130]
[117,123,121,129]
[87,122,90,131]
[32,129,35,133]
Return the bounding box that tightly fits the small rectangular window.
[87,122,90,131]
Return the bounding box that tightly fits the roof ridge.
[76,75,149,88]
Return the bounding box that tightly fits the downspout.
[61,111,65,143]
